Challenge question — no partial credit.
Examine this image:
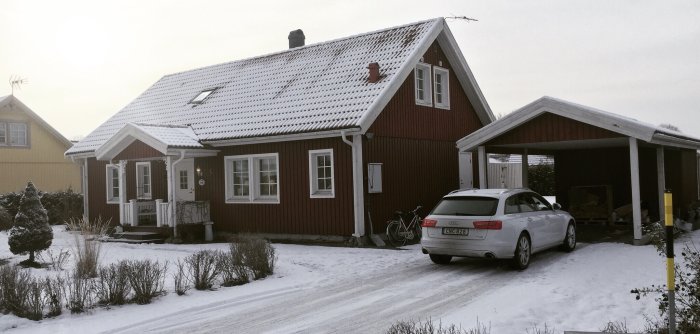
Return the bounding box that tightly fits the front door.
[174,159,195,201]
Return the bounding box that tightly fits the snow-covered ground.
[0,226,695,333]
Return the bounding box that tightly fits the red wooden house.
[65,18,493,242]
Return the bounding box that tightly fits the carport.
[457,97,700,244]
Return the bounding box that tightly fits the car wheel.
[429,254,452,265]
[561,222,576,252]
[512,233,531,270]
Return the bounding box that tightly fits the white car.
[420,188,576,269]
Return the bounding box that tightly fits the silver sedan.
[420,188,576,270]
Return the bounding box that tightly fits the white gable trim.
[95,124,168,160]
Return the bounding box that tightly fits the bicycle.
[385,206,422,247]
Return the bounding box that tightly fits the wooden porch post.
[629,138,643,243]
[522,149,529,188]
[478,146,487,189]
[657,147,666,223]
[82,159,89,222]
[118,160,127,225]
[166,156,173,228]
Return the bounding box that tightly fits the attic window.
[189,88,217,104]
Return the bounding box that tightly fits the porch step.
[107,231,166,244]
[103,237,165,244]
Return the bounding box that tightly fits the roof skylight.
[190,89,216,104]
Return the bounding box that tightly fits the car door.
[529,193,566,246]
[513,193,548,250]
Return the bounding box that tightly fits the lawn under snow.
[0,226,697,333]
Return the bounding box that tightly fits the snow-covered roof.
[67,18,493,156]
[457,96,700,151]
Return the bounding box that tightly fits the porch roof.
[95,123,210,160]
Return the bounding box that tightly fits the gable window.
[106,165,120,204]
[136,162,152,199]
[189,88,217,104]
[0,121,28,147]
[414,63,432,106]
[309,149,334,198]
[433,67,450,109]
[225,153,279,203]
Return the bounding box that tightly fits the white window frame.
[0,123,6,144]
[135,162,152,200]
[179,169,189,190]
[224,153,280,204]
[309,149,335,198]
[414,63,432,106]
[106,165,120,204]
[433,66,450,110]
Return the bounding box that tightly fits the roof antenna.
[445,15,478,22]
[9,75,28,95]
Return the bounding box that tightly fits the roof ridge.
[161,18,443,79]
[133,122,191,129]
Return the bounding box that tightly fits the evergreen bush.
[8,182,53,265]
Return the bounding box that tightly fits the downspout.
[171,150,186,239]
[341,131,365,239]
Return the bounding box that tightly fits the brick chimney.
[288,29,305,49]
[367,62,380,83]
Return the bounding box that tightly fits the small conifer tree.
[8,181,53,265]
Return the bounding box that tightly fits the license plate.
[442,227,469,236]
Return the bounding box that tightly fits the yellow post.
[664,190,676,334]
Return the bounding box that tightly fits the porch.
[122,199,211,227]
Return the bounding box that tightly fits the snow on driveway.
[0,226,694,333]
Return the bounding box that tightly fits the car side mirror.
[552,203,561,210]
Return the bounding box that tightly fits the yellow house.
[0,95,80,193]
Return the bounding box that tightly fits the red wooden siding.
[86,158,119,223]
[114,140,164,160]
[369,41,484,140]
[365,41,482,231]
[195,137,354,236]
[487,113,623,146]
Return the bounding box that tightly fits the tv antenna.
[445,15,478,22]
[9,75,28,95]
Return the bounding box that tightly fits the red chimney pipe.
[367,62,380,83]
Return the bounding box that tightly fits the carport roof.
[457,96,700,152]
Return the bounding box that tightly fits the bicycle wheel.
[412,221,422,243]
[386,220,407,247]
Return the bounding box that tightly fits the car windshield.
[430,196,499,216]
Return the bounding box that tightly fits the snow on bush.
[8,182,53,266]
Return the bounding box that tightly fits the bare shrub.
[386,318,490,334]
[600,320,630,333]
[64,270,94,314]
[525,323,556,334]
[65,216,111,236]
[185,250,221,290]
[24,278,45,321]
[235,236,276,280]
[37,248,71,271]
[96,261,131,305]
[173,259,190,296]
[44,276,64,317]
[218,244,250,287]
[73,234,102,278]
[125,260,167,304]
[0,265,31,317]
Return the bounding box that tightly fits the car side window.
[529,193,552,211]
[504,195,520,214]
[518,194,537,213]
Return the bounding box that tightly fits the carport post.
[478,146,487,189]
[521,149,529,188]
[657,147,666,222]
[629,138,643,242]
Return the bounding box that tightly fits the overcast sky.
[1,0,699,140]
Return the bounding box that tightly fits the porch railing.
[123,200,209,227]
